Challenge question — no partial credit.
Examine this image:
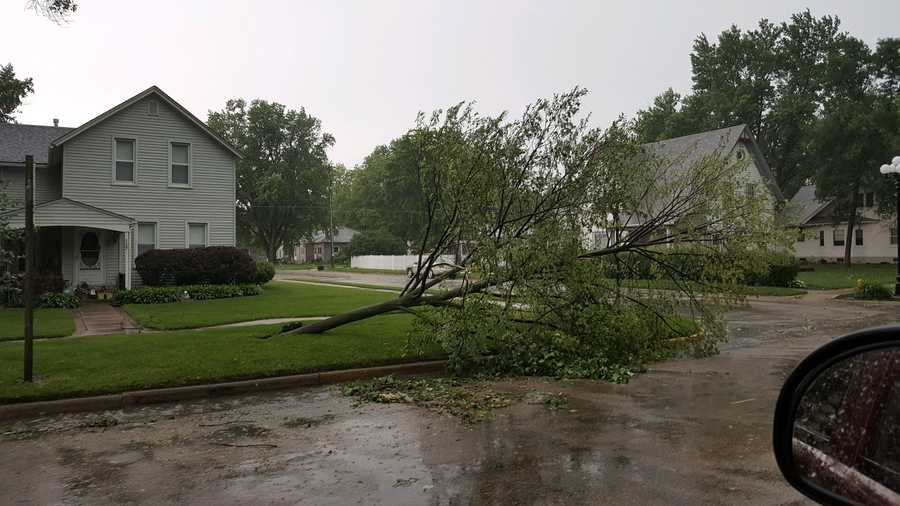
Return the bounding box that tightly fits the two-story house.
[588,124,784,249]
[0,86,240,290]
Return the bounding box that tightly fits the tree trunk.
[844,191,859,267]
[278,279,493,336]
[265,239,279,263]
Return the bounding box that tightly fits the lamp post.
[880,155,900,297]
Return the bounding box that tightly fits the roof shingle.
[0,123,72,165]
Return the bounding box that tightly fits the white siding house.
[588,125,784,249]
[787,185,897,263]
[0,86,240,289]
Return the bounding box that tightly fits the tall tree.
[633,11,854,197]
[335,134,444,247]
[208,99,334,261]
[813,34,900,265]
[0,64,34,124]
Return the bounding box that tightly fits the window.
[80,232,101,268]
[797,228,804,242]
[892,226,897,246]
[187,223,207,248]
[148,100,159,116]
[114,138,135,183]
[866,192,875,208]
[855,228,864,246]
[833,229,845,247]
[137,222,157,256]
[735,148,745,161]
[819,230,825,247]
[170,142,190,186]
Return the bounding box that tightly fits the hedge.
[112,284,262,305]
[135,247,257,286]
[599,247,799,287]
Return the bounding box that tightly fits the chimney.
[52,118,59,127]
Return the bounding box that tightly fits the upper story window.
[170,142,191,186]
[187,223,207,248]
[147,100,159,116]
[114,138,136,183]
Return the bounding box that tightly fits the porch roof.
[1,198,135,232]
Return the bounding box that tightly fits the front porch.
[3,198,136,290]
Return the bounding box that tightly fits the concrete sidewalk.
[73,302,139,336]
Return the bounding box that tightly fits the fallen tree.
[279,88,785,356]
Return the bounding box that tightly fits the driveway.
[1,293,895,505]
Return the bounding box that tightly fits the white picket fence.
[350,254,455,271]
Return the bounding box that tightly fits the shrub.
[113,286,182,305]
[187,284,243,300]
[854,279,894,300]
[0,272,69,307]
[38,292,80,309]
[135,247,256,286]
[113,284,263,305]
[255,261,275,284]
[742,253,799,287]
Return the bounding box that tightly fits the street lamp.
[880,155,900,296]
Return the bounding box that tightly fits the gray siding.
[0,165,62,207]
[5,199,132,231]
[36,166,62,203]
[61,96,236,249]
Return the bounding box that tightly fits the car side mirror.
[773,326,900,505]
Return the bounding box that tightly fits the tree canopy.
[207,99,334,261]
[284,88,782,382]
[634,11,900,200]
[0,64,34,124]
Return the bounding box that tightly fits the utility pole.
[23,155,34,382]
[329,173,335,269]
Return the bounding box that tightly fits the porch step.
[73,302,139,337]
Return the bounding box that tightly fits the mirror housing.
[773,325,900,505]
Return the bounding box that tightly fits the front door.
[77,229,104,286]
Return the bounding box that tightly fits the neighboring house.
[589,124,784,248]
[0,85,241,289]
[293,227,358,263]
[787,184,897,263]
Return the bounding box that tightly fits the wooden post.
[23,155,34,382]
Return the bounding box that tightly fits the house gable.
[51,86,241,159]
[59,90,237,249]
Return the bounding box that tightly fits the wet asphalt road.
[1,290,897,505]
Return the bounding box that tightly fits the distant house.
[292,227,358,263]
[0,86,240,289]
[589,124,784,248]
[786,184,896,263]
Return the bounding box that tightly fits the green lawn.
[0,308,75,341]
[122,281,397,330]
[798,263,897,290]
[0,314,438,403]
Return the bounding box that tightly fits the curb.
[0,360,447,421]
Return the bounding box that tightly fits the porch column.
[124,224,134,290]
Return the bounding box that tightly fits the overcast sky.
[4,0,898,168]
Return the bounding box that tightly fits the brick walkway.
[73,302,139,336]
